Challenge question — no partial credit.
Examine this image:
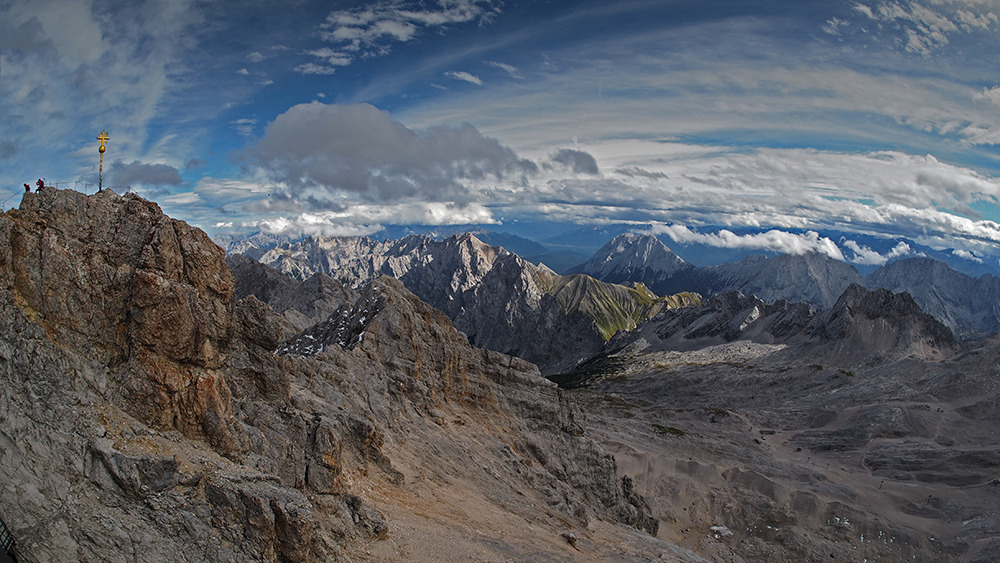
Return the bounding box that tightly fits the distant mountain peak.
[807,283,959,361]
[573,232,690,285]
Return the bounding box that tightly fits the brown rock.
[0,188,244,457]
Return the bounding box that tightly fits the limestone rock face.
[599,284,955,369]
[277,275,660,534]
[807,283,960,361]
[0,188,665,563]
[0,187,243,455]
[245,233,609,373]
[570,233,692,287]
[865,257,1000,340]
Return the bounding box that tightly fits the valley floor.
[569,341,1000,563]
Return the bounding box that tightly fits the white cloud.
[487,61,522,78]
[953,248,984,263]
[253,215,382,238]
[231,118,257,137]
[306,47,352,67]
[649,224,845,260]
[841,240,916,265]
[194,177,271,207]
[242,102,537,207]
[295,63,337,75]
[317,0,497,64]
[974,86,1000,107]
[247,201,496,237]
[853,3,874,20]
[852,1,997,56]
[823,17,849,36]
[247,51,264,63]
[445,71,483,86]
[236,68,249,75]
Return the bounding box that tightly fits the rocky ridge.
[565,283,958,388]
[227,253,358,338]
[239,233,697,374]
[864,257,1000,340]
[0,188,683,563]
[578,232,1000,341]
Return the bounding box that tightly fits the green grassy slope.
[536,273,701,340]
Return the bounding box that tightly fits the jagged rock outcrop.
[276,276,660,534]
[591,284,955,374]
[806,283,960,362]
[227,254,357,337]
[0,187,245,457]
[864,257,1000,341]
[0,188,665,562]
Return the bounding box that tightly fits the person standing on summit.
[35,179,43,192]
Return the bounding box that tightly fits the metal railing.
[0,514,11,552]
[0,513,41,563]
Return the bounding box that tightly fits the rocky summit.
[0,188,686,562]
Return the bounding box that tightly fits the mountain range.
[231,230,1000,346]
[3,188,1000,562]
[575,233,1000,341]
[231,232,701,374]
[223,222,1000,562]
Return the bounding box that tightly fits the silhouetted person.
[35,179,43,192]
[24,183,30,193]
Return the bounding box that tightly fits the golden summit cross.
[97,130,109,192]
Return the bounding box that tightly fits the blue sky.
[3,0,1000,266]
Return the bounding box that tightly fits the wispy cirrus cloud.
[445,71,483,85]
[487,60,522,78]
[0,0,203,185]
[852,0,999,56]
[299,0,499,75]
